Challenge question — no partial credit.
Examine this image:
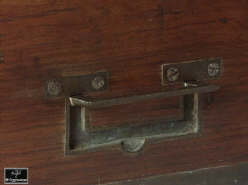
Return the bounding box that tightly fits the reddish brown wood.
[1,0,248,184]
[91,96,181,129]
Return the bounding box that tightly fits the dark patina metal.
[44,59,223,154]
[65,85,219,154]
[45,71,109,97]
[62,71,109,96]
[162,58,223,85]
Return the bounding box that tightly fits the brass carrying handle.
[65,85,219,154]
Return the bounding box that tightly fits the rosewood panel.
[0,0,248,184]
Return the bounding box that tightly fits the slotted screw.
[166,67,180,82]
[91,76,105,90]
[208,63,220,77]
[46,79,63,97]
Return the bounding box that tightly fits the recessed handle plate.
[65,85,219,154]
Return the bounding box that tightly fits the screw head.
[91,76,105,90]
[166,67,180,82]
[46,79,63,97]
[208,63,220,77]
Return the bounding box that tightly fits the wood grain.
[0,0,248,184]
[90,96,181,129]
[104,162,248,185]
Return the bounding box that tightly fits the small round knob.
[121,138,145,153]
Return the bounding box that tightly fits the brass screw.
[46,79,63,97]
[208,63,220,77]
[166,67,180,82]
[91,76,105,90]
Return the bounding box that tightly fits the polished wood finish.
[1,0,248,184]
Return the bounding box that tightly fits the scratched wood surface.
[0,0,248,185]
